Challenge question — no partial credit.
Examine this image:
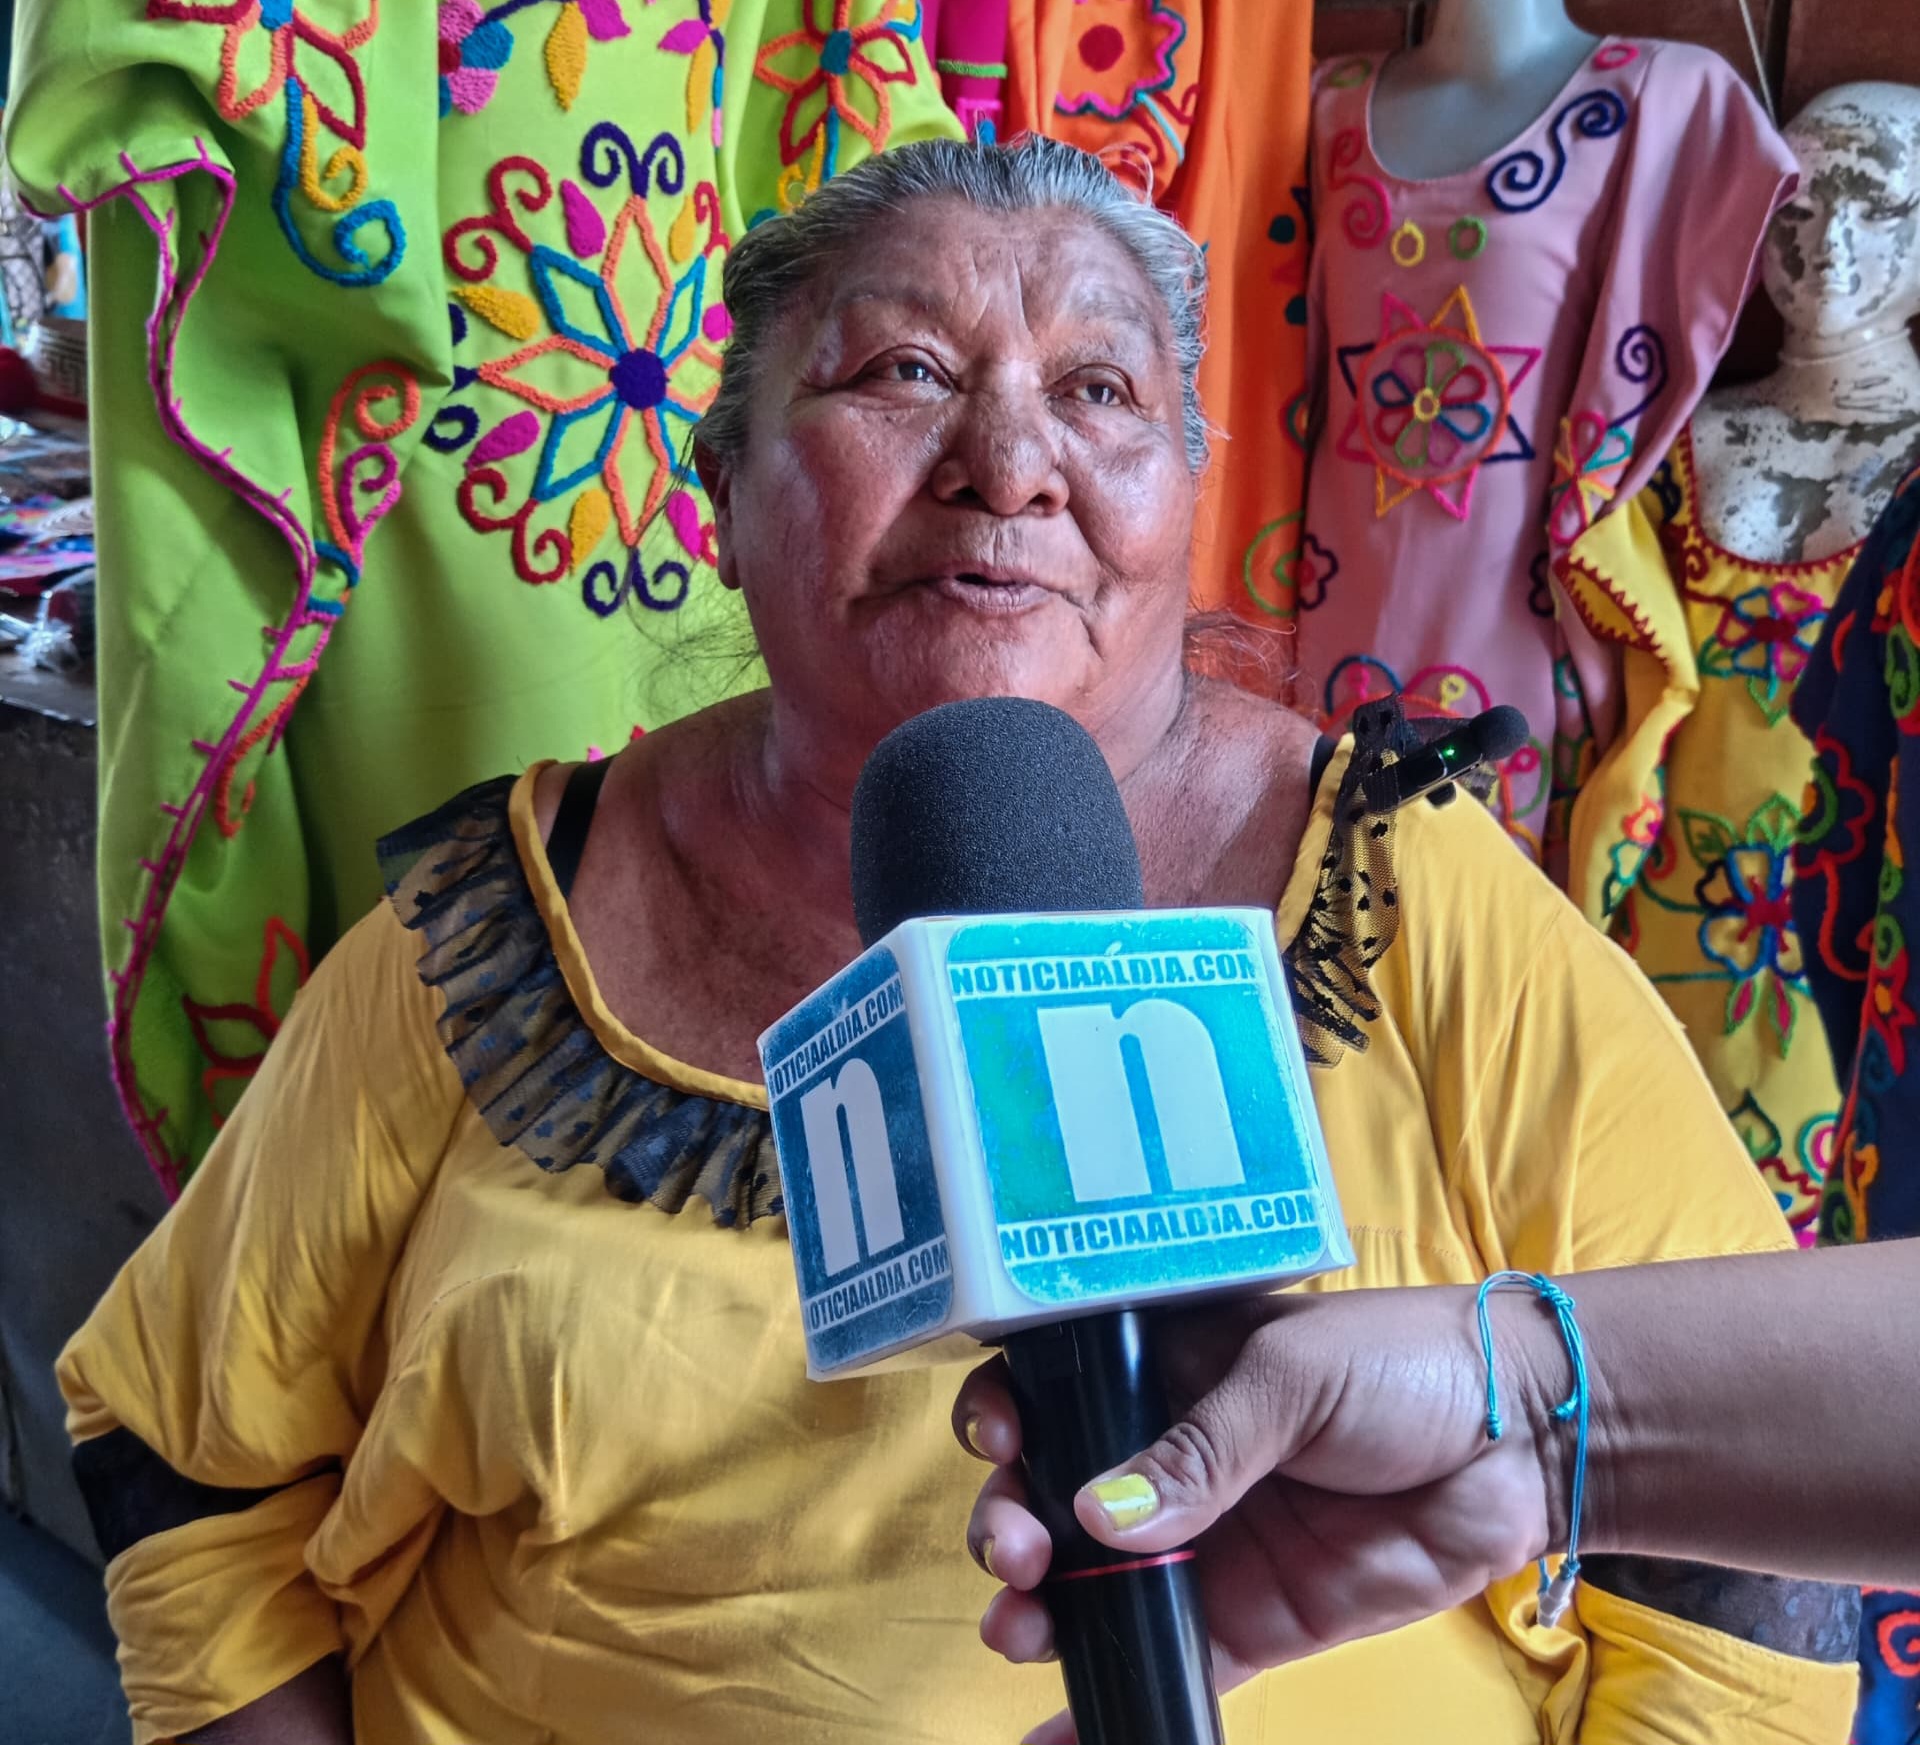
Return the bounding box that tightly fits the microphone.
[758,697,1352,1745]
[1360,705,1528,815]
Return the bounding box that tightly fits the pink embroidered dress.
[1298,38,1794,867]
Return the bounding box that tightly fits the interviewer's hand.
[954,1287,1565,1742]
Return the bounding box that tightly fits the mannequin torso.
[1369,0,1601,181]
[1690,84,1920,563]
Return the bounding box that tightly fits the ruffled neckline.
[379,774,782,1227]
[379,714,1413,1219]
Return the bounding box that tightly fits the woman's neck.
[727,662,1195,927]
[1763,327,1920,424]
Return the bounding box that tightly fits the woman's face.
[703,198,1197,750]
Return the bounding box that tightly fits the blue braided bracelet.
[1475,1270,1592,1627]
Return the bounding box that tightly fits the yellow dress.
[59,734,1855,1745]
[1567,430,1852,1242]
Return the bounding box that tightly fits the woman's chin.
[865,638,1094,723]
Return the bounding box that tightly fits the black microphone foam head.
[850,697,1146,946]
[1471,705,1529,767]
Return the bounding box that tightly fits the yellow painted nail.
[1087,1472,1159,1529]
[962,1413,988,1458]
[980,1537,999,1579]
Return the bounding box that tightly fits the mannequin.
[1690,84,1920,563]
[1299,16,1792,866]
[1370,0,1601,182]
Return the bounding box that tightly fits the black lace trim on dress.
[378,778,782,1227]
[1284,698,1421,1068]
[378,725,1416,1218]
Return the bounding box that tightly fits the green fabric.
[5,0,960,1192]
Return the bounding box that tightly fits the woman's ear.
[693,437,739,591]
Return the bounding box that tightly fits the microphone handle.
[1002,1311,1225,1745]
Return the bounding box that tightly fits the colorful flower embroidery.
[439,1,514,116]
[1334,287,1539,522]
[1601,780,1665,916]
[1241,512,1336,619]
[1682,795,1808,1046]
[1547,409,1632,548]
[433,1,634,118]
[659,0,732,148]
[755,0,919,205]
[148,0,405,285]
[441,133,729,599]
[1699,580,1828,726]
[1729,1092,1828,1242]
[149,0,377,144]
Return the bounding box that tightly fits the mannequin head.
[1765,83,1920,354]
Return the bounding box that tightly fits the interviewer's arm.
[958,1239,1920,1683]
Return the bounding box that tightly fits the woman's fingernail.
[963,1413,989,1458]
[980,1536,999,1579]
[1086,1472,1159,1529]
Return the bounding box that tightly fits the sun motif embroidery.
[1334,286,1539,523]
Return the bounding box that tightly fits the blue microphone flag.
[761,907,1351,1379]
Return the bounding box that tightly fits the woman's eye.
[1070,378,1125,406]
[886,358,938,383]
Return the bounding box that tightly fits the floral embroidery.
[149,0,376,143]
[1699,580,1828,726]
[1241,511,1336,619]
[755,0,919,207]
[148,0,406,285]
[1729,1092,1829,1242]
[1547,410,1632,548]
[439,1,514,116]
[659,0,732,148]
[1668,795,1808,1046]
[433,0,636,117]
[1334,286,1540,522]
[440,134,728,594]
[1601,776,1666,916]
[181,917,311,1127]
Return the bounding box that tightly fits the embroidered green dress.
[3,0,961,1192]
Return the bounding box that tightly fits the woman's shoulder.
[372,745,781,1230]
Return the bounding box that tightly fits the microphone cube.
[759,910,1353,1379]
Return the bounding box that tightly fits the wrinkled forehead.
[789,197,1173,350]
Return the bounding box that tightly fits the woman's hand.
[955,1288,1567,1736]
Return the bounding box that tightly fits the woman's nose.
[929,384,1069,516]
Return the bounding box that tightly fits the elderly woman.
[61,140,1856,1745]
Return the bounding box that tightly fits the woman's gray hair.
[698,136,1211,472]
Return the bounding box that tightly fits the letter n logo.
[1036,999,1245,1203]
[798,1059,905,1276]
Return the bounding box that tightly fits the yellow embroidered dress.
[59,719,1854,1743]
[1575,430,1851,1242]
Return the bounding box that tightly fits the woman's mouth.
[924,572,1051,614]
